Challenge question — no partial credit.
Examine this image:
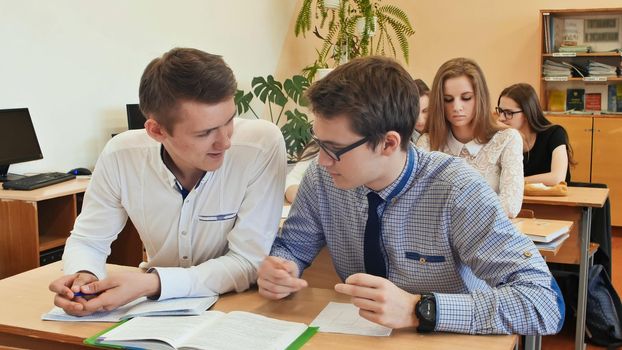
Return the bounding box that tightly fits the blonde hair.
[427,57,504,151]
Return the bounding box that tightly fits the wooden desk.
[0,262,517,350]
[522,186,609,350]
[0,179,143,279]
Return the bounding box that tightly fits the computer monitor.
[126,104,146,130]
[0,108,43,182]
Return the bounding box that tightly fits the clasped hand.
[49,271,160,316]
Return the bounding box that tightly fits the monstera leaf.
[234,89,254,116]
[284,75,310,107]
[281,109,313,161]
[252,76,288,108]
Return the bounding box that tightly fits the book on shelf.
[566,88,585,111]
[559,45,590,53]
[42,295,218,323]
[585,93,602,111]
[511,218,573,243]
[548,89,566,112]
[534,233,570,252]
[86,311,317,350]
[609,84,618,112]
[618,84,622,112]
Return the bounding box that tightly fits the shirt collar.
[159,145,210,192]
[446,131,483,157]
[360,145,417,204]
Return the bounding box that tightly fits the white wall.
[0,0,296,174]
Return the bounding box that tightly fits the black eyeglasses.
[310,129,370,161]
[495,107,523,120]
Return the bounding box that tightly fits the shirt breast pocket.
[404,251,446,263]
[197,212,237,222]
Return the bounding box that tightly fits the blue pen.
[73,291,99,298]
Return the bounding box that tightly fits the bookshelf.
[540,8,622,226]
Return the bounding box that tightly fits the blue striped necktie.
[364,192,386,278]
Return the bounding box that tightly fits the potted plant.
[295,0,415,81]
[234,75,313,163]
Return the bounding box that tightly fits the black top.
[524,124,571,183]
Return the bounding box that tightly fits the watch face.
[420,299,433,320]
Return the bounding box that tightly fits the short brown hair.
[427,57,504,151]
[139,48,237,133]
[306,56,418,151]
[414,79,430,97]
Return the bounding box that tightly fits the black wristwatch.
[415,293,436,332]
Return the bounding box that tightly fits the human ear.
[144,118,168,143]
[380,131,401,156]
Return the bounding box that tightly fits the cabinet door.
[547,116,593,183]
[592,118,622,226]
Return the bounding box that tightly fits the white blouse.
[417,128,524,218]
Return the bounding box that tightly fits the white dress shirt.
[417,128,523,217]
[62,118,286,300]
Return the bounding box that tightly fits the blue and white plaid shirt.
[272,145,564,335]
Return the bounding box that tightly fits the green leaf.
[252,76,287,107]
[284,75,310,107]
[234,89,254,115]
[281,109,313,161]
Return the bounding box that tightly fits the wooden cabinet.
[0,179,143,279]
[547,115,622,226]
[547,115,593,182]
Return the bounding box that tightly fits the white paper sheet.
[310,302,392,336]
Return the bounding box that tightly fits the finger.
[350,295,382,313]
[80,278,117,295]
[82,294,117,312]
[334,283,378,300]
[257,276,307,295]
[258,286,291,300]
[344,273,386,288]
[49,275,75,295]
[54,294,85,312]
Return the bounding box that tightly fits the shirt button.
[181,231,187,236]
[523,251,533,258]
[419,257,426,263]
[182,256,188,260]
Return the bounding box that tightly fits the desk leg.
[575,207,592,350]
[524,335,541,350]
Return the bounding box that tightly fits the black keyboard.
[2,172,76,190]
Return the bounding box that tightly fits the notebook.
[511,218,573,243]
[42,295,218,322]
[87,311,317,350]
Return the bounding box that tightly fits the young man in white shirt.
[49,48,286,316]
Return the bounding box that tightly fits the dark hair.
[427,57,505,151]
[306,56,418,151]
[414,79,430,97]
[498,83,576,166]
[139,47,237,133]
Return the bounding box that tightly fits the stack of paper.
[543,60,571,78]
[589,61,617,77]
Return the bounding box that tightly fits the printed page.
[181,311,308,350]
[310,302,392,336]
[99,311,225,349]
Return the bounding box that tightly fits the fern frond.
[378,5,414,34]
[295,0,314,37]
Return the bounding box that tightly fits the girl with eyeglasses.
[417,57,524,218]
[497,83,574,185]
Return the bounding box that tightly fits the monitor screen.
[0,108,43,179]
[126,104,146,130]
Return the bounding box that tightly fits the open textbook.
[87,311,317,350]
[42,295,218,322]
